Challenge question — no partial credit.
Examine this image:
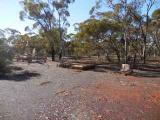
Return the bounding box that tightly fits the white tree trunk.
[121,64,130,72]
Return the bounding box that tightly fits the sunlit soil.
[34,65,160,120]
[0,62,159,120]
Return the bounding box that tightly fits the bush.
[0,39,12,74]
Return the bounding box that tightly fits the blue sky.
[0,0,95,34]
[0,0,33,34]
[0,0,159,34]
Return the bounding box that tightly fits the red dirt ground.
[0,62,160,120]
[78,75,160,120]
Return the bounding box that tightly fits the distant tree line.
[69,0,160,65]
[1,0,160,73]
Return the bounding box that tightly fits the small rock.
[120,81,126,86]
[97,115,103,120]
[45,116,49,120]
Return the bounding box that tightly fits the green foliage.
[19,0,74,60]
[73,0,160,64]
[152,9,160,19]
[0,38,12,73]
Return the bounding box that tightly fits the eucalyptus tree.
[0,29,5,38]
[90,0,130,63]
[19,0,74,61]
[123,0,158,64]
[39,28,60,55]
[5,28,21,45]
[151,8,160,55]
[90,0,159,65]
[53,0,74,59]
[90,1,137,63]
[75,19,110,57]
[132,0,158,63]
[13,34,32,55]
[75,16,125,62]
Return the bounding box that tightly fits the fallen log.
[71,64,95,70]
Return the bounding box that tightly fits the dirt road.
[0,62,160,120]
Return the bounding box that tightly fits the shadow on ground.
[131,70,160,78]
[91,64,160,78]
[10,66,24,71]
[0,70,40,82]
[93,64,121,73]
[130,64,160,78]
